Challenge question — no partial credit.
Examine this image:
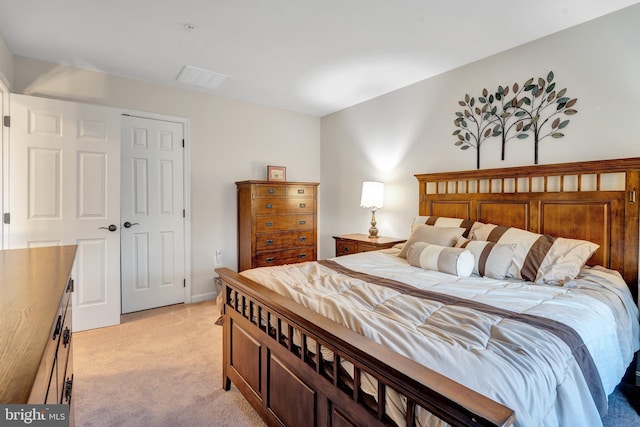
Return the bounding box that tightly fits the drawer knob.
[63,327,71,347]
[299,236,307,242]
[266,221,273,227]
[342,246,350,252]
[53,315,62,340]
[299,254,307,259]
[297,189,304,194]
[64,378,73,403]
[265,239,274,245]
[299,220,306,225]
[299,203,306,208]
[265,203,273,209]
[268,188,275,194]
[266,257,274,263]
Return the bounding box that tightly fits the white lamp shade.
[360,181,384,209]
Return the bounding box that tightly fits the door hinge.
[183,209,186,218]
[3,116,9,127]
[2,213,9,224]
[630,190,637,204]
[182,139,185,148]
[183,279,186,288]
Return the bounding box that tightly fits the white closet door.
[9,94,121,331]
[120,115,185,313]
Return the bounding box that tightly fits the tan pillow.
[399,224,466,258]
[411,216,484,238]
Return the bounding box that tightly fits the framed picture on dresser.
[267,165,286,181]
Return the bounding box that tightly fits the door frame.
[119,108,192,305]
[0,78,9,249]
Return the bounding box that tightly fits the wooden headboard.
[416,157,640,302]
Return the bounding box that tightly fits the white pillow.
[406,241,474,277]
[471,224,599,284]
[399,224,466,258]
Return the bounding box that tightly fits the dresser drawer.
[256,214,314,232]
[255,248,315,267]
[255,198,315,215]
[255,185,288,196]
[256,231,314,251]
[286,186,316,197]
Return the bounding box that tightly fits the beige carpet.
[73,301,265,427]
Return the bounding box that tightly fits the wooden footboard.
[216,267,515,427]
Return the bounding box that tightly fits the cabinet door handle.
[63,328,71,348]
[265,221,273,227]
[299,203,306,208]
[53,315,62,340]
[299,220,306,225]
[265,203,273,209]
[64,377,73,403]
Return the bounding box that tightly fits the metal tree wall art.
[453,71,577,168]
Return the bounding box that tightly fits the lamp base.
[368,210,379,238]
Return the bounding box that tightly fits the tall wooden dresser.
[236,180,319,271]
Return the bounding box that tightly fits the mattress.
[240,248,639,426]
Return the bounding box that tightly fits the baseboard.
[190,291,217,303]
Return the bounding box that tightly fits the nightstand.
[333,234,405,257]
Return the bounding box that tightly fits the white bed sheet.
[240,248,639,427]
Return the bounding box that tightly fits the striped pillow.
[455,238,516,279]
[406,242,474,277]
[411,216,484,238]
[472,224,599,284]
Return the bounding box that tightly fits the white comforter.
[240,248,639,427]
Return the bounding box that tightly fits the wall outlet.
[215,250,223,266]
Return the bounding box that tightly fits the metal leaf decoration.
[453,71,577,167]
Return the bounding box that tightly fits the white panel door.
[8,94,121,331]
[121,115,185,313]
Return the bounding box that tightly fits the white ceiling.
[0,0,638,116]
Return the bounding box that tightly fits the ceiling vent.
[176,65,229,90]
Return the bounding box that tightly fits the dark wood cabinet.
[333,233,405,257]
[237,181,319,271]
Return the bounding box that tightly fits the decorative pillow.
[411,216,484,238]
[471,224,599,284]
[399,224,466,258]
[455,237,516,279]
[406,241,474,277]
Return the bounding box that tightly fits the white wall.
[0,30,13,88]
[319,4,640,259]
[12,56,321,301]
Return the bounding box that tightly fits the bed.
[216,157,640,427]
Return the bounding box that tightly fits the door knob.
[99,224,118,232]
[123,221,139,228]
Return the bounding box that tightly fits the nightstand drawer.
[336,241,356,256]
[333,234,405,257]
